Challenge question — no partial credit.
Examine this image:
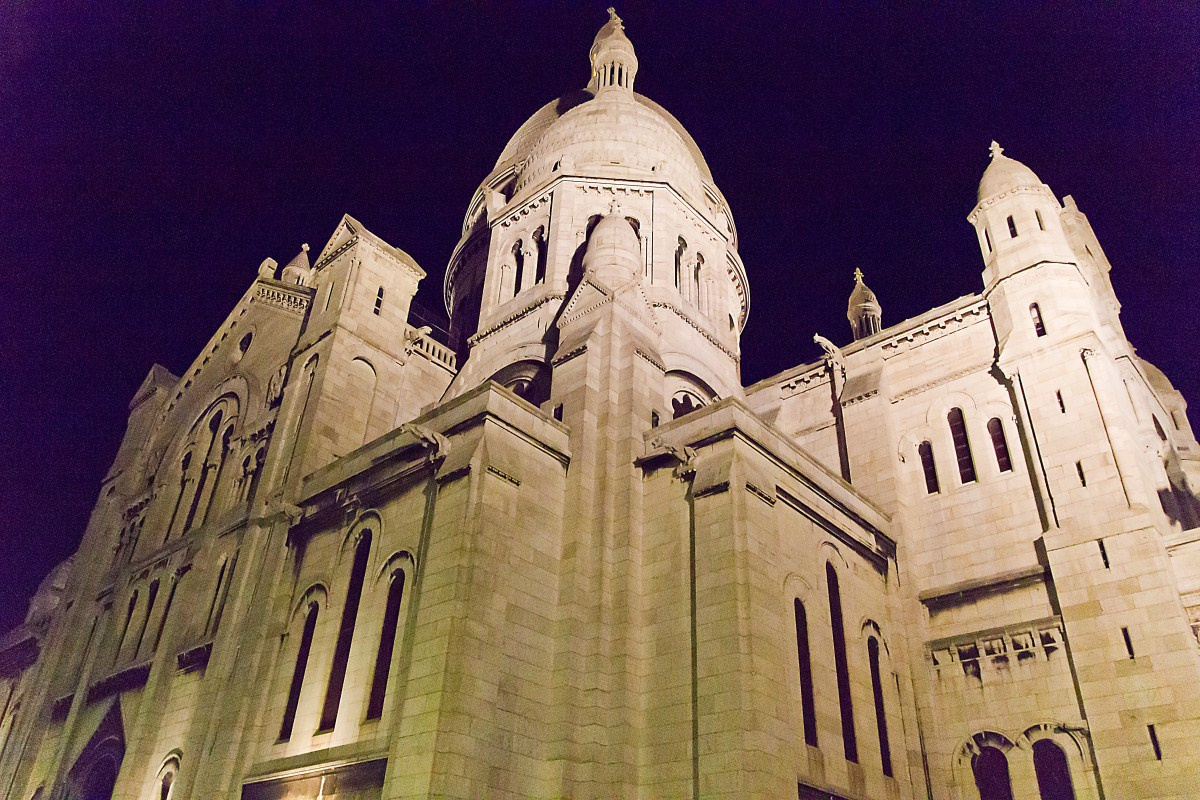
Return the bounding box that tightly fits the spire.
[588,8,638,93]
[280,243,312,287]
[847,268,882,340]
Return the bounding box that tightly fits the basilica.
[2,11,1199,800]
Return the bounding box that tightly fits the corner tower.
[442,10,749,421]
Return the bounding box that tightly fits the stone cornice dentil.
[968,184,1056,224]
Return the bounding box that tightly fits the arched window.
[279,601,318,741]
[1007,215,1018,238]
[972,746,1014,800]
[366,570,407,719]
[948,408,977,484]
[184,412,224,532]
[693,254,704,307]
[918,441,940,494]
[1033,740,1075,799]
[1030,303,1047,337]
[166,453,193,540]
[205,426,235,521]
[533,226,547,284]
[826,563,857,762]
[511,241,524,298]
[158,771,174,800]
[674,237,687,289]
[319,531,372,731]
[987,418,1013,472]
[114,590,139,664]
[151,575,181,651]
[868,636,892,776]
[793,599,817,747]
[131,579,160,657]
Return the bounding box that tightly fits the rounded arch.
[859,618,891,657]
[290,583,328,623]
[665,370,718,420]
[952,730,1017,794]
[490,359,551,406]
[819,542,849,572]
[341,511,382,555]
[783,572,814,605]
[925,390,980,428]
[151,750,182,800]
[375,549,417,586]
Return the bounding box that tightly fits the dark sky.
[2,2,1197,634]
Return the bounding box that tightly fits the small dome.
[280,243,311,286]
[583,209,641,285]
[978,141,1044,202]
[589,8,638,92]
[847,268,882,340]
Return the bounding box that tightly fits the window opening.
[1007,215,1018,238]
[918,441,940,494]
[650,410,659,428]
[210,551,238,634]
[987,418,1013,472]
[1121,627,1135,659]
[279,602,318,741]
[972,746,1015,800]
[826,564,857,762]
[984,229,992,252]
[1148,725,1162,760]
[373,287,384,316]
[794,599,818,747]
[319,532,372,731]
[554,404,565,422]
[674,238,686,289]
[1030,303,1047,337]
[1076,461,1086,487]
[948,408,976,484]
[512,241,524,298]
[1035,209,1046,231]
[152,577,180,650]
[184,412,224,532]
[131,579,159,657]
[868,636,892,776]
[1098,539,1110,569]
[1056,391,1066,413]
[533,227,547,284]
[205,426,234,521]
[366,571,406,719]
[205,560,228,634]
[114,590,139,663]
[1032,740,1075,800]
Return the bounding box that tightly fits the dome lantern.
[588,8,638,93]
[847,268,882,340]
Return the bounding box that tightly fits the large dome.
[495,90,715,184]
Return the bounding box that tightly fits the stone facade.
[2,11,1198,800]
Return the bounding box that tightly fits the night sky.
[2,2,1197,634]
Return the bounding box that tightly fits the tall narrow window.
[279,602,319,741]
[868,636,892,777]
[319,532,372,731]
[984,228,992,252]
[948,408,976,484]
[826,564,857,762]
[1032,740,1075,799]
[1030,303,1047,337]
[511,241,524,298]
[918,441,940,494]
[373,287,384,316]
[184,412,223,532]
[205,560,228,635]
[1035,208,1046,231]
[152,576,181,651]
[533,227,547,284]
[132,579,160,657]
[1007,215,1018,238]
[674,237,686,289]
[973,746,1015,800]
[693,254,704,307]
[204,426,234,521]
[166,453,192,540]
[987,418,1012,472]
[114,591,139,664]
[210,551,238,634]
[794,599,818,747]
[366,571,406,719]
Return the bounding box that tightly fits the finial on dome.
[853,267,864,284]
[607,7,622,26]
[989,141,1004,159]
[301,243,310,252]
